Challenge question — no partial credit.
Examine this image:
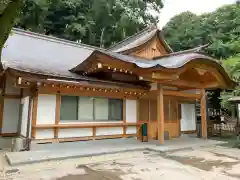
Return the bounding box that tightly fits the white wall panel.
[37,94,56,124]
[126,100,137,123]
[181,104,196,131]
[2,99,20,133]
[96,127,123,136]
[126,127,136,134]
[35,129,54,139]
[58,128,92,138]
[20,97,29,137]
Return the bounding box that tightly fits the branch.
[0,0,22,50]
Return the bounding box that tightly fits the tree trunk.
[0,0,22,63]
[100,27,105,48]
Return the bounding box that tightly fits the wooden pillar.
[54,94,61,139]
[136,99,141,140]
[0,75,6,133]
[31,89,38,139]
[200,89,207,139]
[157,86,164,144]
[123,99,127,137]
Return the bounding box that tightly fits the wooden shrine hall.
[0,25,234,147]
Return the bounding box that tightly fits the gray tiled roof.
[2,28,95,80]
[107,25,173,53]
[1,29,149,89]
[84,50,216,69]
[2,28,233,89]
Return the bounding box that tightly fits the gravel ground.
[1,146,240,180]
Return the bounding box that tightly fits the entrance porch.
[137,87,207,144]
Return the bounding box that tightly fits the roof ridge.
[107,24,158,50]
[153,44,209,59]
[12,28,103,51]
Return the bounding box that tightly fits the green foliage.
[163,3,240,59]
[15,0,164,47]
[0,0,22,62]
[163,3,240,110]
[220,55,240,110]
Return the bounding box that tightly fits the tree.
[162,3,240,110]
[15,0,164,48]
[220,55,240,111]
[163,3,240,59]
[0,0,22,63]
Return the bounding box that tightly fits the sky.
[158,0,237,28]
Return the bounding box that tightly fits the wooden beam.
[54,94,61,138]
[157,86,164,144]
[136,99,141,140]
[0,74,6,131]
[26,96,33,150]
[31,89,38,138]
[32,122,141,129]
[32,133,137,144]
[4,94,22,99]
[38,86,143,100]
[200,89,207,139]
[0,133,17,137]
[123,99,127,137]
[163,90,201,99]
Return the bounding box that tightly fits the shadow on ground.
[57,165,126,180]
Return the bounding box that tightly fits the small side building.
[0,25,234,150]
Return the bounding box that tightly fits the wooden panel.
[129,35,167,59]
[139,99,149,122]
[164,97,170,121]
[148,100,157,140]
[149,100,157,122]
[164,120,180,138]
[148,122,157,140]
[148,120,180,139]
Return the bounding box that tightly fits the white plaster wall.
[126,127,136,134]
[2,99,20,133]
[182,89,200,94]
[20,96,29,137]
[96,127,123,136]
[35,129,54,139]
[5,76,21,95]
[126,99,137,123]
[58,128,92,138]
[162,86,178,90]
[36,94,56,124]
[150,83,157,91]
[181,104,196,131]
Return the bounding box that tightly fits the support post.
[31,89,38,139]
[123,99,126,137]
[54,94,61,139]
[157,86,164,144]
[136,99,141,140]
[200,89,207,139]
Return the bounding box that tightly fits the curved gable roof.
[71,50,235,89]
[107,25,173,53]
